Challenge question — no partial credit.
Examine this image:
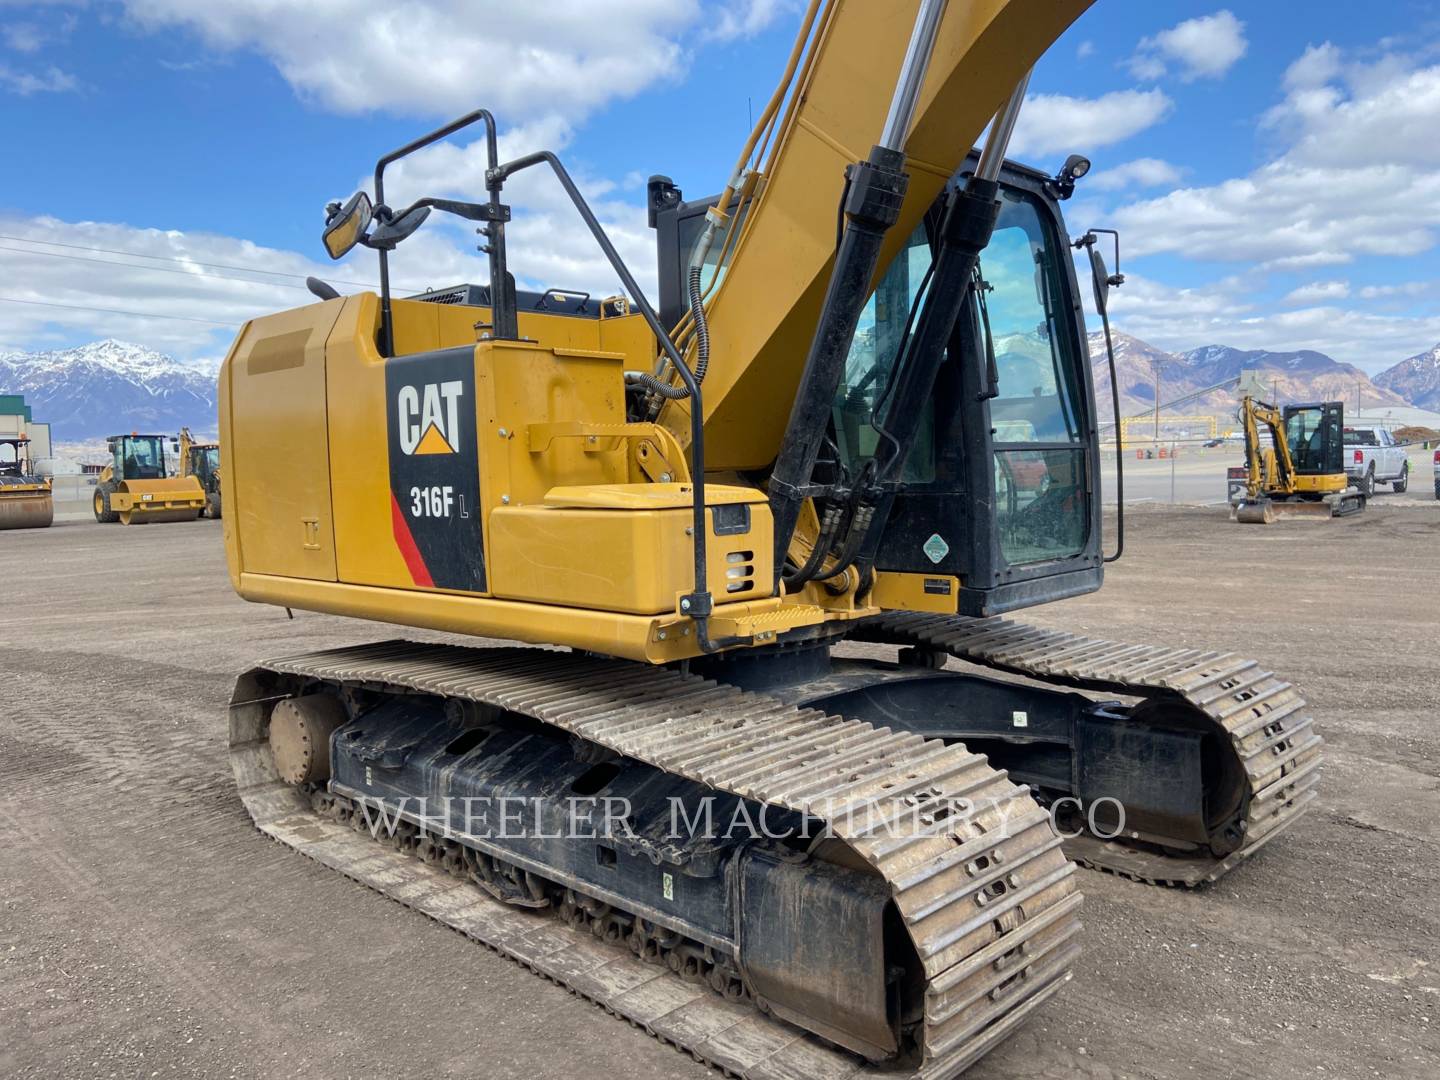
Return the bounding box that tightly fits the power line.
[0,243,319,292]
[0,295,242,327]
[0,233,411,291]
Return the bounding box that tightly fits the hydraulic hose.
[782,503,844,589]
[632,230,714,405]
[687,261,710,388]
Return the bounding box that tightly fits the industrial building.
[0,394,51,465]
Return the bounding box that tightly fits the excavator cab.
[653,158,1101,615]
[1283,402,1345,477]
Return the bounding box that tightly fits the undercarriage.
[229,616,1318,1076]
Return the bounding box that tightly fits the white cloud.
[1076,40,1095,61]
[1103,272,1253,323]
[1283,42,1343,90]
[704,0,791,43]
[1284,280,1350,304]
[1266,59,1440,170]
[1088,157,1184,191]
[121,0,702,121]
[0,187,661,361]
[0,62,76,94]
[1101,274,1440,372]
[1129,10,1248,82]
[1076,266,1440,372]
[1009,89,1172,158]
[1113,44,1440,269]
[0,215,398,358]
[1358,281,1431,300]
[3,21,45,52]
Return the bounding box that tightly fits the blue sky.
[2,1,1439,373]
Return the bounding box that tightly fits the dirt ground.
[2,504,1436,1080]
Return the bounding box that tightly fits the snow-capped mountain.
[1374,343,1440,411]
[1085,330,1196,417]
[1181,344,1407,409]
[1082,333,1407,418]
[0,340,220,440]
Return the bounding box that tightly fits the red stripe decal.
[390,492,435,588]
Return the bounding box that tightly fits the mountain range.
[0,340,219,441]
[1088,332,1414,420]
[2,333,1439,446]
[1375,344,1440,411]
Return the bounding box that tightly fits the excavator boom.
[653,0,1093,471]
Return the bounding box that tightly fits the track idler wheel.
[269,694,348,785]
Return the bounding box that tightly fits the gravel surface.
[2,504,1436,1079]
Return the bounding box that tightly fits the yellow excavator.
[93,432,207,524]
[0,434,53,530]
[220,2,1320,1074]
[179,427,223,519]
[1233,396,1364,524]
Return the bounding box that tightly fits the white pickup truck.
[1343,427,1409,495]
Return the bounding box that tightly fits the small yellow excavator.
[0,434,53,530]
[92,432,207,524]
[1233,396,1365,523]
[179,427,222,519]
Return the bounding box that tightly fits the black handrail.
[371,110,511,356]
[490,150,736,651]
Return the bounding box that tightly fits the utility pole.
[1153,359,1162,442]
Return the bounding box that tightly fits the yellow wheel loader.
[218,2,1319,1074]
[1233,397,1365,524]
[0,435,53,530]
[92,433,207,525]
[179,426,222,519]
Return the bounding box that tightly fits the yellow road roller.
[0,435,53,530]
[92,433,206,525]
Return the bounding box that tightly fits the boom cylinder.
[766,0,950,585]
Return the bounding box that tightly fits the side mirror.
[1077,228,1124,317]
[1087,246,1112,316]
[323,191,373,260]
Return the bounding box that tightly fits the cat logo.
[396,380,464,456]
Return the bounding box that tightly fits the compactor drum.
[0,435,53,530]
[92,433,207,525]
[217,1,1319,1074]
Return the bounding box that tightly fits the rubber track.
[850,614,1323,886]
[229,641,1084,1079]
